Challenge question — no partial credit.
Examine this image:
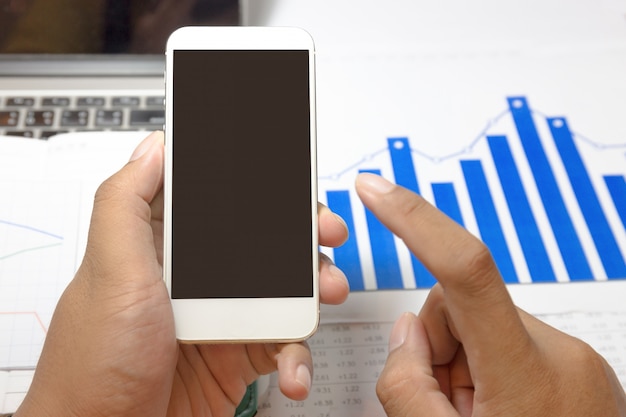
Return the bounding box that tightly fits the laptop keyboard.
[0,93,165,139]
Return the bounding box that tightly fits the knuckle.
[376,364,430,417]
[450,238,500,291]
[464,241,496,277]
[391,189,430,220]
[568,338,608,373]
[93,176,125,206]
[376,366,410,407]
[378,188,432,234]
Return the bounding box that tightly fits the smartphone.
[163,26,319,343]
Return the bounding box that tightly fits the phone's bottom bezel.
[172,297,320,344]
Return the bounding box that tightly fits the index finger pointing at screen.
[354,172,530,370]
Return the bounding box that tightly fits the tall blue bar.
[388,137,420,193]
[359,169,405,289]
[508,96,593,280]
[549,118,626,278]
[461,160,519,283]
[387,137,436,287]
[432,183,465,226]
[605,175,626,230]
[488,135,556,282]
[326,190,365,291]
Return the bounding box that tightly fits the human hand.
[355,172,626,417]
[15,131,349,417]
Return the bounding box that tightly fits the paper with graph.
[0,132,144,374]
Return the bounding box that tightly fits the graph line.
[0,311,49,371]
[0,311,48,334]
[319,105,626,181]
[0,219,64,241]
[0,219,64,261]
[0,242,64,261]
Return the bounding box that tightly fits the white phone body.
[164,26,319,343]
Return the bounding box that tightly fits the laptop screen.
[0,0,240,55]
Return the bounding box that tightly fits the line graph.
[319,96,626,291]
[0,219,64,262]
[0,180,81,370]
[319,104,626,182]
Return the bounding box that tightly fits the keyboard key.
[6,97,35,106]
[25,110,54,126]
[0,111,19,126]
[96,110,123,126]
[112,96,140,107]
[41,130,69,139]
[42,97,71,107]
[77,97,106,107]
[130,109,165,126]
[61,110,89,126]
[5,130,34,138]
[146,96,165,107]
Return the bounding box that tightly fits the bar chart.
[321,96,626,290]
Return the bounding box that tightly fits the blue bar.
[508,96,593,280]
[548,117,626,278]
[432,183,465,227]
[387,138,435,288]
[388,137,420,193]
[461,160,519,283]
[605,175,626,230]
[326,190,365,291]
[359,169,405,289]
[488,135,556,282]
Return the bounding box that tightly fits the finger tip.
[320,264,350,305]
[279,363,311,402]
[129,130,163,162]
[295,363,312,393]
[318,210,349,247]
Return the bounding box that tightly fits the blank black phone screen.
[171,50,314,299]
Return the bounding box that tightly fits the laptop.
[0,0,240,139]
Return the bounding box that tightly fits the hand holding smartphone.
[163,26,319,343]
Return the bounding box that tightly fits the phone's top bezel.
[166,25,316,52]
